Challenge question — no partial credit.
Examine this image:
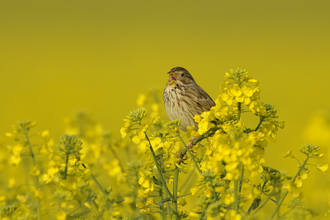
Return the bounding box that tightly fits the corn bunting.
[163,67,215,136]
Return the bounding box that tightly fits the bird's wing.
[193,85,216,115]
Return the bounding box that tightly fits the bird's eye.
[181,73,184,77]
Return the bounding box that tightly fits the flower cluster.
[3,119,126,220]
[1,70,328,220]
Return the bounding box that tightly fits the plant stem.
[237,166,244,209]
[82,164,108,195]
[108,143,126,174]
[160,156,172,220]
[268,155,310,220]
[173,168,179,220]
[179,169,194,192]
[144,131,173,199]
[177,128,218,162]
[254,117,264,131]
[261,190,277,204]
[24,129,41,220]
[177,133,202,174]
[237,103,242,121]
[250,190,275,215]
[177,193,192,198]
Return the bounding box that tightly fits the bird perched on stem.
[163,67,215,148]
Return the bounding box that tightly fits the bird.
[163,67,216,147]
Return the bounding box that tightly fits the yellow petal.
[132,136,141,144]
[317,164,328,175]
[230,87,242,97]
[190,187,199,195]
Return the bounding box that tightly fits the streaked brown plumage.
[163,67,215,132]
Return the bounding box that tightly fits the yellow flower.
[137,94,147,106]
[186,125,197,139]
[261,123,276,136]
[294,172,307,187]
[138,141,148,153]
[43,163,59,184]
[105,159,122,177]
[132,135,141,144]
[228,210,242,220]
[138,171,154,195]
[137,189,149,198]
[223,193,234,205]
[204,188,212,198]
[142,208,153,215]
[8,144,24,166]
[283,149,293,158]
[136,201,147,209]
[198,120,215,135]
[317,164,328,175]
[194,115,202,123]
[190,187,199,195]
[84,202,91,209]
[145,197,155,205]
[189,212,200,217]
[248,79,258,83]
[56,211,67,220]
[230,86,242,97]
[151,103,159,112]
[5,132,12,137]
[225,172,233,181]
[30,165,40,176]
[9,178,18,188]
[16,195,28,203]
[41,130,50,138]
[120,127,127,138]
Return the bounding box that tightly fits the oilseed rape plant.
[0,69,328,220]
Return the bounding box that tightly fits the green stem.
[237,102,242,121]
[275,184,280,218]
[292,156,302,166]
[237,166,244,208]
[280,204,297,217]
[144,131,173,199]
[24,129,41,220]
[177,128,218,163]
[173,168,179,220]
[160,156,172,220]
[177,133,202,174]
[179,169,194,192]
[82,164,107,195]
[261,190,277,204]
[251,190,275,215]
[254,117,264,131]
[108,143,126,174]
[268,155,310,220]
[92,174,107,195]
[177,193,192,198]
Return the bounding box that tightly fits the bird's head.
[167,67,195,86]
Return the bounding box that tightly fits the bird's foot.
[178,150,188,163]
[188,136,198,152]
[177,136,198,162]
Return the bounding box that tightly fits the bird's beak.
[167,72,177,85]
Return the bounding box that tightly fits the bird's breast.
[164,84,196,131]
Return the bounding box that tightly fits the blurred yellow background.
[1,0,330,213]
